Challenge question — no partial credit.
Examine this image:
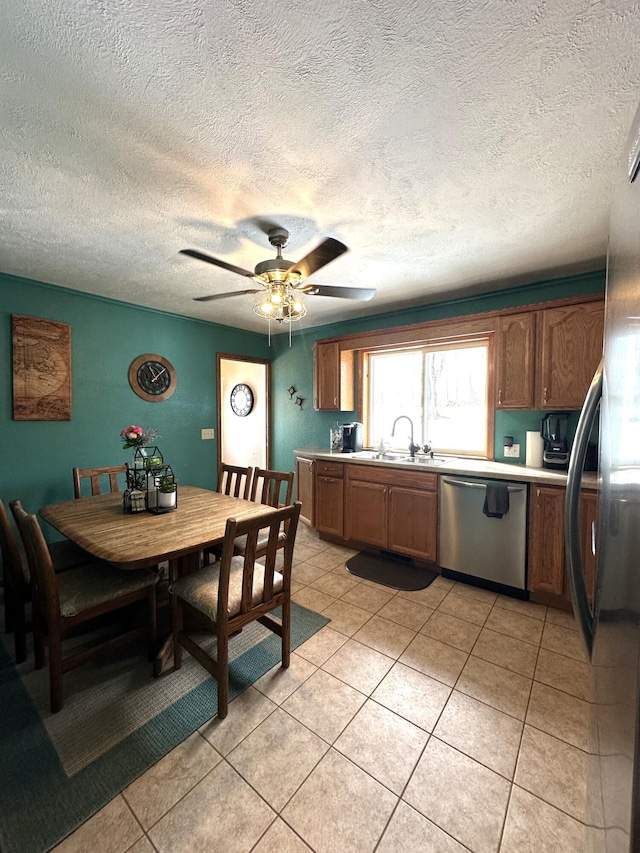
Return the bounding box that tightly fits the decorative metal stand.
[123,450,177,513]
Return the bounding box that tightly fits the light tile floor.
[54,525,593,853]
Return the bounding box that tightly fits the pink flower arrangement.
[120,425,159,450]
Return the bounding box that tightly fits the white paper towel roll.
[526,431,544,468]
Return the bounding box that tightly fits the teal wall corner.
[1,273,269,539]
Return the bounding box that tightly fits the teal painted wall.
[270,269,605,477]
[1,266,605,542]
[1,273,269,539]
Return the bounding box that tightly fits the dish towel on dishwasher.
[483,483,510,518]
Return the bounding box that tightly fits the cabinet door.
[313,341,354,411]
[495,312,536,409]
[315,475,344,537]
[388,486,438,561]
[528,486,565,595]
[295,457,314,526]
[344,479,387,548]
[539,302,604,409]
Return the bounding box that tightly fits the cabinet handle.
[498,389,502,405]
[333,396,338,406]
[543,386,548,404]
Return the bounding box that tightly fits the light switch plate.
[504,444,520,458]
[201,428,214,440]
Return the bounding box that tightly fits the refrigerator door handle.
[565,358,603,658]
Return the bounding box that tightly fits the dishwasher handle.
[442,478,524,493]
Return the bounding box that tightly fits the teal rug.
[0,602,329,853]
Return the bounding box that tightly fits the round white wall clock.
[230,383,254,416]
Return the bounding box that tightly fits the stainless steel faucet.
[391,415,421,458]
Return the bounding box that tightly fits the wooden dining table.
[40,485,276,673]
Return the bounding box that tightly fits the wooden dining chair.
[72,464,129,499]
[203,463,254,564]
[217,462,253,500]
[233,468,295,560]
[1,499,95,663]
[12,504,158,713]
[170,501,302,719]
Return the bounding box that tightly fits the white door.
[218,354,269,470]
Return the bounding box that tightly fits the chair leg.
[281,597,291,669]
[147,586,157,661]
[172,595,183,670]
[217,630,229,719]
[49,630,64,714]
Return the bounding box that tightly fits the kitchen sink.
[352,451,447,466]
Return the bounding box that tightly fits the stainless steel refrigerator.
[565,100,640,852]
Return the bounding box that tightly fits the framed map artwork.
[12,314,72,420]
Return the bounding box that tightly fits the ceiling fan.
[181,227,376,325]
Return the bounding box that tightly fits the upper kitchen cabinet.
[538,301,604,409]
[313,341,355,411]
[496,298,604,410]
[495,311,537,409]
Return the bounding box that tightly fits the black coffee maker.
[541,413,571,469]
[341,422,363,453]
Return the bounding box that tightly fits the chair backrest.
[217,502,301,626]
[72,464,129,499]
[250,468,295,508]
[11,502,59,626]
[217,463,253,500]
[0,499,29,592]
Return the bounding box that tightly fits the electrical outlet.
[504,444,520,458]
[201,428,214,440]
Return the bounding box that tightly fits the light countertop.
[294,447,599,489]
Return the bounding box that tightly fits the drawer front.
[345,464,437,492]
[316,460,344,478]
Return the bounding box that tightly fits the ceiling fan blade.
[286,237,348,280]
[180,249,256,279]
[300,283,376,302]
[193,289,260,302]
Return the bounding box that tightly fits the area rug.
[0,602,329,853]
[346,551,439,591]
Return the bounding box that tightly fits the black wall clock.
[230,383,254,417]
[129,354,177,402]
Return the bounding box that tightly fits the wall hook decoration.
[288,386,296,398]
[295,397,303,408]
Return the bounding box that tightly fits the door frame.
[217,352,271,470]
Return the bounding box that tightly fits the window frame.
[361,333,495,459]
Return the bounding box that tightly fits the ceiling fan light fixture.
[252,284,306,324]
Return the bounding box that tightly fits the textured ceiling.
[2,1,640,334]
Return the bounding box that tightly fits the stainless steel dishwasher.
[439,475,528,592]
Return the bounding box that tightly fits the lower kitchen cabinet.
[529,485,565,596]
[315,460,344,538]
[344,465,438,561]
[295,457,315,526]
[388,485,438,561]
[529,484,597,600]
[345,478,387,548]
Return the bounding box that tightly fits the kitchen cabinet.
[344,465,438,561]
[529,484,597,601]
[495,311,537,409]
[313,341,355,411]
[528,485,565,596]
[315,460,344,538]
[538,301,604,409]
[295,457,315,526]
